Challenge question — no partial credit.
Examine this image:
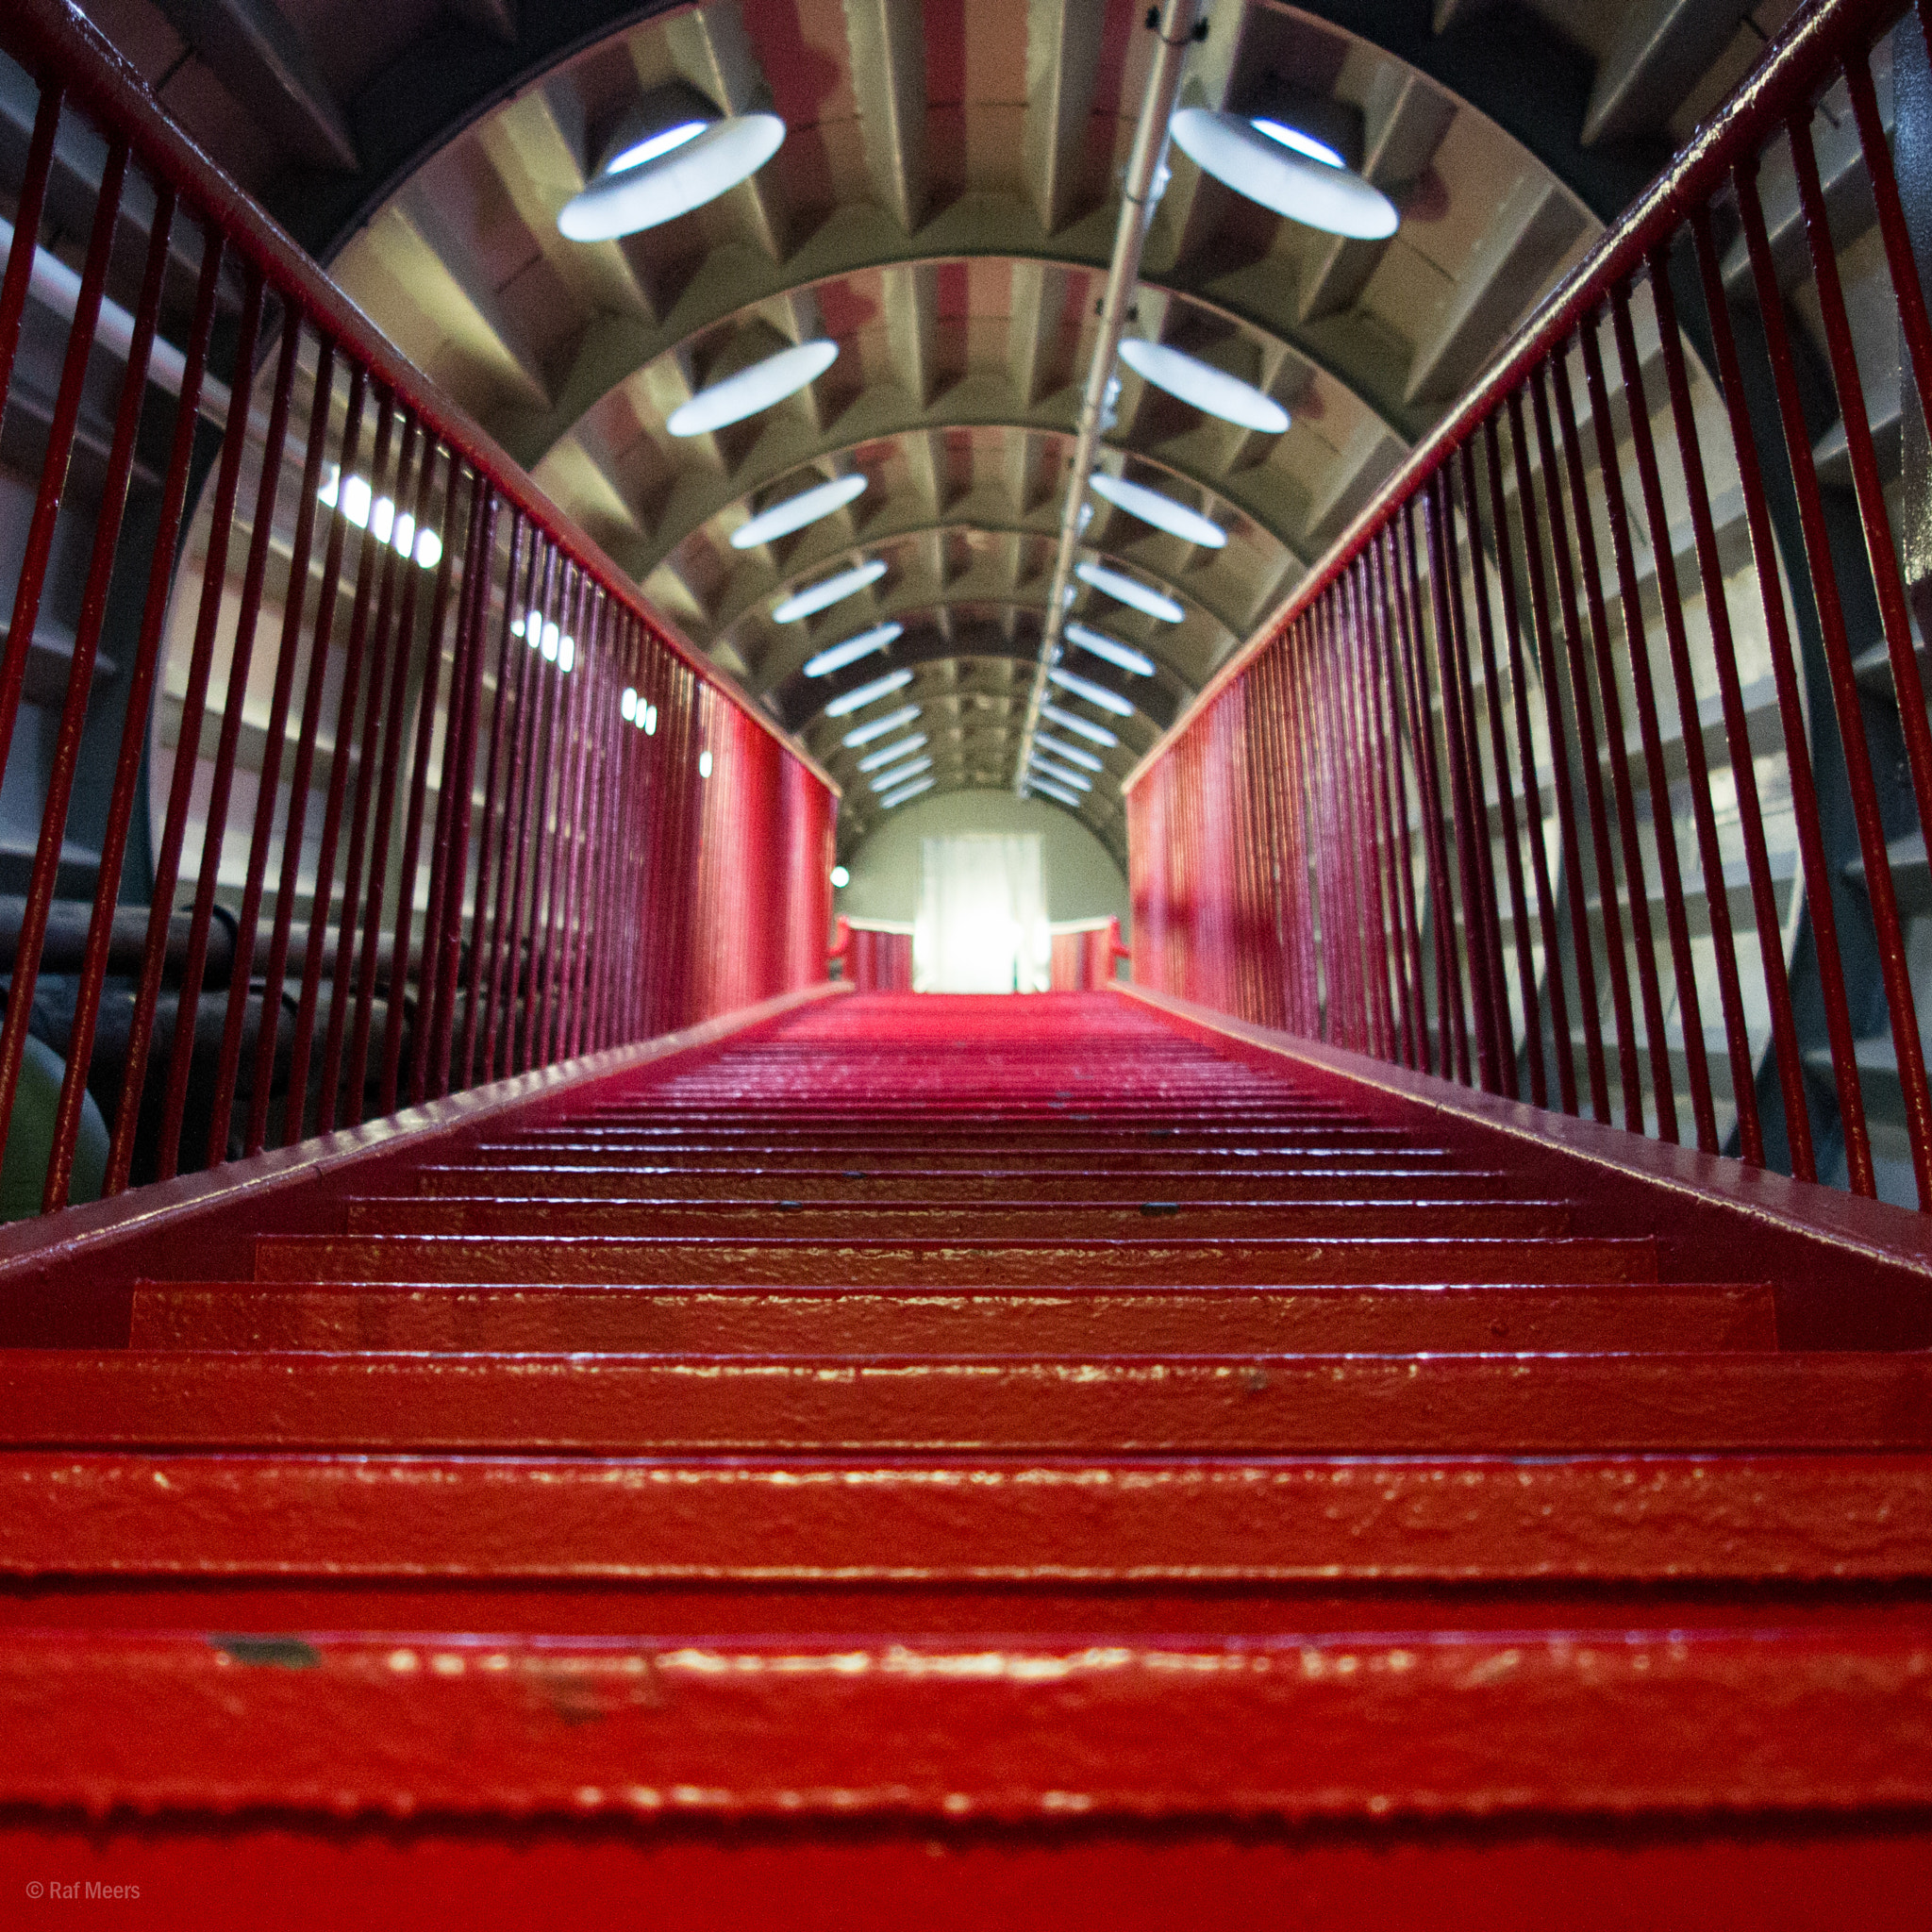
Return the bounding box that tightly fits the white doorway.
[914,833,1048,992]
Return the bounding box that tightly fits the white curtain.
[914,834,1048,992]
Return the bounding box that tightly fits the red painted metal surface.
[1125,0,1932,1210]
[831,918,915,992]
[0,988,1927,1915]
[0,0,834,1210]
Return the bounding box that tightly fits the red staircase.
[2,987,1930,1924]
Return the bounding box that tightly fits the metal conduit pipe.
[1010,0,1203,794]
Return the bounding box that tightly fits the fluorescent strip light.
[1074,561,1184,624]
[1048,665,1135,717]
[1041,701,1118,747]
[804,621,901,678]
[1065,620,1156,676]
[824,667,914,718]
[732,473,868,549]
[1025,774,1085,808]
[670,340,838,438]
[1170,108,1398,241]
[857,732,926,773]
[869,756,933,791]
[773,558,886,623]
[842,704,922,748]
[1117,337,1290,433]
[879,775,936,808]
[1035,732,1103,772]
[1088,473,1225,548]
[559,113,785,240]
[1029,756,1092,791]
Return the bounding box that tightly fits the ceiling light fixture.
[1088,473,1225,548]
[804,621,902,678]
[1029,755,1092,791]
[1168,107,1398,240]
[670,340,838,438]
[1117,338,1290,434]
[1041,701,1118,747]
[732,473,868,549]
[869,755,933,791]
[773,558,886,624]
[1025,774,1085,808]
[842,703,921,749]
[830,864,850,888]
[879,775,936,808]
[1074,560,1184,624]
[1048,665,1136,717]
[1065,620,1157,676]
[857,732,926,773]
[1035,732,1104,772]
[824,667,914,718]
[559,112,785,242]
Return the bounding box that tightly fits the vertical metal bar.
[1349,559,1409,1063]
[1786,108,1932,1202]
[1647,246,1807,1164]
[1575,308,1711,1148]
[1690,201,1833,1183]
[1486,414,1575,1115]
[1509,388,1609,1122]
[1458,439,1541,1105]
[8,179,172,1207]
[157,312,302,1176]
[1549,337,1676,1138]
[249,351,354,1156]
[0,77,64,417]
[106,266,264,1192]
[506,549,561,1073]
[213,335,335,1161]
[1370,535,1431,1068]
[0,139,128,872]
[1531,364,1641,1127]
[291,389,394,1139]
[319,412,418,1131]
[50,213,221,1208]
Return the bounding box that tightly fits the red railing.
[1126,0,1932,1209]
[0,0,835,1212]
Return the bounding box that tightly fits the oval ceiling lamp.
[842,703,921,749]
[732,473,868,549]
[870,755,933,792]
[1074,560,1185,625]
[671,340,839,439]
[804,621,902,678]
[773,558,886,624]
[1029,755,1092,792]
[559,113,786,242]
[824,666,914,719]
[1034,731,1104,773]
[857,732,926,773]
[1065,621,1157,676]
[1168,107,1398,240]
[1117,338,1289,434]
[1041,701,1118,747]
[880,774,936,808]
[1088,474,1225,548]
[1048,664,1136,718]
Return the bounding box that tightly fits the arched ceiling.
[82,0,1777,860]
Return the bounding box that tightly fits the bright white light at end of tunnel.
[1041,701,1118,747]
[1065,621,1156,676]
[857,732,925,773]
[773,558,886,624]
[830,864,850,888]
[824,667,913,719]
[842,703,921,749]
[1116,338,1291,435]
[1074,561,1184,625]
[670,341,839,439]
[558,113,785,242]
[732,474,869,549]
[1087,473,1225,548]
[1047,665,1135,717]
[804,622,901,678]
